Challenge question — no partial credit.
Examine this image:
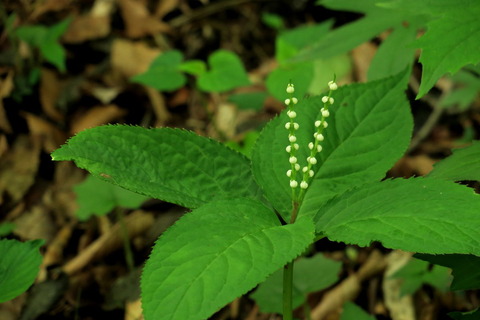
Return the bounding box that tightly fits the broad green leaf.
[228,92,268,111]
[15,25,47,47]
[197,50,250,92]
[308,55,351,95]
[141,198,315,320]
[0,223,15,237]
[253,71,412,220]
[0,239,44,303]
[224,130,260,158]
[315,178,480,256]
[390,258,451,296]
[415,3,480,98]
[131,50,186,91]
[293,0,411,63]
[52,125,261,209]
[428,141,480,181]
[40,41,66,72]
[178,60,206,76]
[74,175,149,221]
[275,21,333,63]
[340,302,376,320]
[415,254,480,290]
[368,24,417,81]
[261,12,285,31]
[251,254,341,314]
[440,68,480,110]
[449,308,480,320]
[14,18,71,72]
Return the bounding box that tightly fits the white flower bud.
[286,84,295,94]
[329,97,334,104]
[294,163,300,171]
[286,169,292,177]
[315,120,321,128]
[293,123,299,130]
[285,122,291,129]
[328,81,338,91]
[285,98,291,105]
[323,121,328,128]
[317,145,323,152]
[300,181,308,189]
[286,145,292,153]
[289,135,296,143]
[290,180,298,188]
[322,109,330,117]
[316,133,324,141]
[293,143,299,150]
[309,170,314,177]
[322,96,329,103]
[307,156,317,165]
[287,110,297,119]
[308,142,314,150]
[302,166,308,173]
[289,156,297,164]
[292,97,298,104]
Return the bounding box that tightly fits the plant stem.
[283,261,294,320]
[116,208,135,271]
[284,200,300,319]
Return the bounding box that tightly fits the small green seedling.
[51,70,480,319]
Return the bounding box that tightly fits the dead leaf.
[125,299,144,320]
[40,69,64,122]
[23,112,66,153]
[62,0,114,43]
[154,0,180,19]
[118,0,171,38]
[70,104,127,134]
[0,135,41,205]
[109,39,161,83]
[13,205,56,242]
[0,69,14,132]
[30,0,72,20]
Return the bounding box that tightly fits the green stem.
[116,208,135,271]
[283,261,294,320]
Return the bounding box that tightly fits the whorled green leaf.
[368,23,418,81]
[197,50,250,92]
[74,174,149,221]
[141,198,315,320]
[428,141,480,181]
[252,70,412,220]
[415,3,480,98]
[415,253,480,291]
[131,50,186,91]
[0,239,44,303]
[250,254,341,314]
[52,125,261,209]
[315,178,480,256]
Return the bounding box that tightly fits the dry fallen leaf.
[109,39,161,83]
[118,0,171,38]
[62,0,113,43]
[40,68,64,122]
[0,135,41,204]
[70,104,126,134]
[351,42,377,83]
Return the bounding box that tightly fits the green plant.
[51,68,480,319]
[0,239,44,303]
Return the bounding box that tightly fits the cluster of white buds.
[284,83,301,189]
[285,79,338,199]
